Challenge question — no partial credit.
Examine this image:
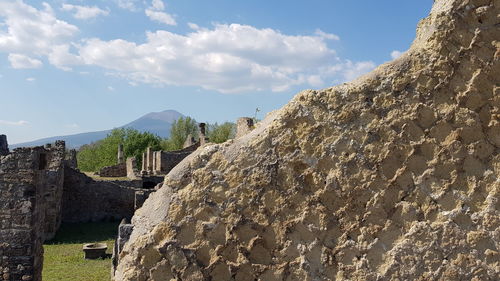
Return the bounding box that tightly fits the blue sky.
[0,0,432,144]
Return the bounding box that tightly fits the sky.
[0,0,433,144]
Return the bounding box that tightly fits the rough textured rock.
[115,0,499,280]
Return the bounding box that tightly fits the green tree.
[207,122,236,143]
[161,116,198,151]
[77,128,161,172]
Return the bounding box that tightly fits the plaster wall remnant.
[0,141,66,281]
[236,117,254,138]
[114,0,500,280]
[0,135,8,156]
[126,157,139,179]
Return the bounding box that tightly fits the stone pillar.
[0,134,8,156]
[117,144,124,164]
[199,123,209,145]
[152,151,157,174]
[146,147,153,173]
[236,117,254,138]
[141,152,147,173]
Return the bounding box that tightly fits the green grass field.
[43,222,119,281]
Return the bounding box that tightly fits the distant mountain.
[11,110,184,149]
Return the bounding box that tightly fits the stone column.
[117,144,124,164]
[141,152,147,174]
[152,151,157,174]
[146,147,153,173]
[0,134,9,156]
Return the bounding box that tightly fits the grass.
[43,222,119,281]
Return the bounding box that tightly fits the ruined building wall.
[0,143,65,281]
[62,167,145,222]
[98,162,127,177]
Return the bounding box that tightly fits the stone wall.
[62,167,139,222]
[41,141,66,241]
[0,142,66,281]
[98,162,126,178]
[62,167,160,223]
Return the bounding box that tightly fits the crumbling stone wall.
[0,141,66,281]
[99,162,127,177]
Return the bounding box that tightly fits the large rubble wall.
[62,167,150,222]
[0,142,66,281]
[115,0,499,280]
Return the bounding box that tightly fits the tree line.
[77,117,235,172]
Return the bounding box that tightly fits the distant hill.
[11,110,184,149]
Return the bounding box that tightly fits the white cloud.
[26,77,36,82]
[391,50,404,59]
[187,22,200,30]
[8,53,43,69]
[145,0,176,25]
[76,24,374,93]
[151,0,165,11]
[107,86,115,91]
[145,9,176,25]
[115,0,140,11]
[314,29,340,41]
[0,0,78,65]
[341,61,376,81]
[61,4,109,20]
[0,120,30,126]
[0,1,377,94]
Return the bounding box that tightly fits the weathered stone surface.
[115,0,499,280]
[236,117,254,138]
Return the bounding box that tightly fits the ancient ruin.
[113,0,499,280]
[0,140,65,281]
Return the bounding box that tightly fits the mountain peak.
[12,109,186,148]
